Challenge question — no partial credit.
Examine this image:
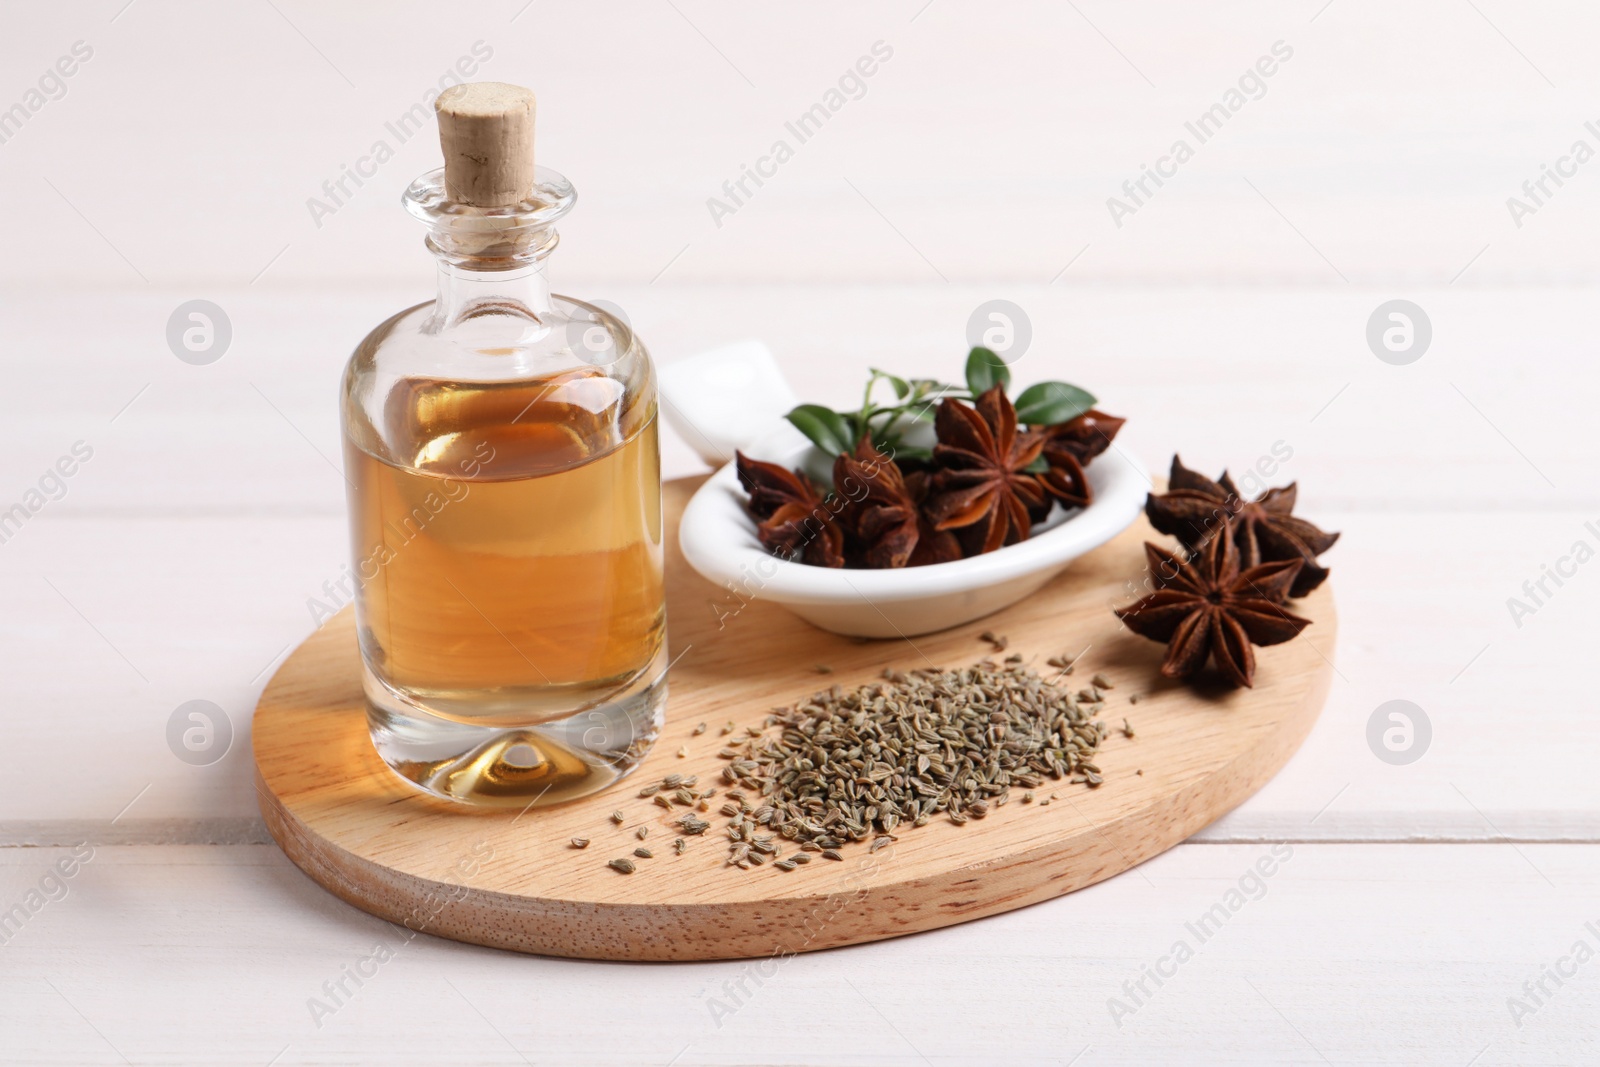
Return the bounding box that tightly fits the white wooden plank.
[0,285,1593,513]
[0,516,340,835]
[6,2,1600,287]
[0,843,1592,1064]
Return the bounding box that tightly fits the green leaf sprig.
[784,347,1097,458]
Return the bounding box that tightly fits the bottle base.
[363,659,665,809]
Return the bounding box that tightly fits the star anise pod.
[735,452,845,567]
[1037,443,1091,510]
[1114,533,1311,688]
[924,386,1047,554]
[901,470,963,566]
[1044,409,1126,463]
[832,440,914,568]
[1145,455,1339,597]
[1031,409,1126,511]
[832,438,962,568]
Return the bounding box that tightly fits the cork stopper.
[434,82,537,208]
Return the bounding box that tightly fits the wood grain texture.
[253,476,1335,960]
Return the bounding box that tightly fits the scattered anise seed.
[1092,673,1113,689]
[636,826,648,840]
[1122,719,1136,739]
[607,858,636,874]
[813,664,833,674]
[634,847,653,859]
[692,722,707,736]
[608,811,624,825]
[569,838,590,849]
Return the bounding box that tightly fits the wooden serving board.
[254,476,1335,961]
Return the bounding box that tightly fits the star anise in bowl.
[730,349,1124,570]
[924,386,1049,554]
[832,438,960,568]
[734,452,845,568]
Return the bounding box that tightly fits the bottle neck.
[428,257,553,333]
[402,164,576,337]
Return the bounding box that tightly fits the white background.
[2,1,1598,1064]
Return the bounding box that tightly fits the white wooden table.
[2,281,1594,1065]
[5,0,1600,1061]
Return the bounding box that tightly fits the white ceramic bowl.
[678,432,1149,638]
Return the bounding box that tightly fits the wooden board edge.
[254,636,1332,961]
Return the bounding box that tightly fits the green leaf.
[785,404,856,456]
[964,347,1011,397]
[842,410,865,445]
[871,368,912,400]
[1013,381,1097,426]
[1023,454,1049,474]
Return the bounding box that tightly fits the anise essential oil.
[339,83,667,807]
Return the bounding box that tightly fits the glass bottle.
[339,84,665,807]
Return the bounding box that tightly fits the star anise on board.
[1114,533,1312,688]
[734,452,845,568]
[924,386,1048,554]
[1145,455,1340,597]
[832,438,961,568]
